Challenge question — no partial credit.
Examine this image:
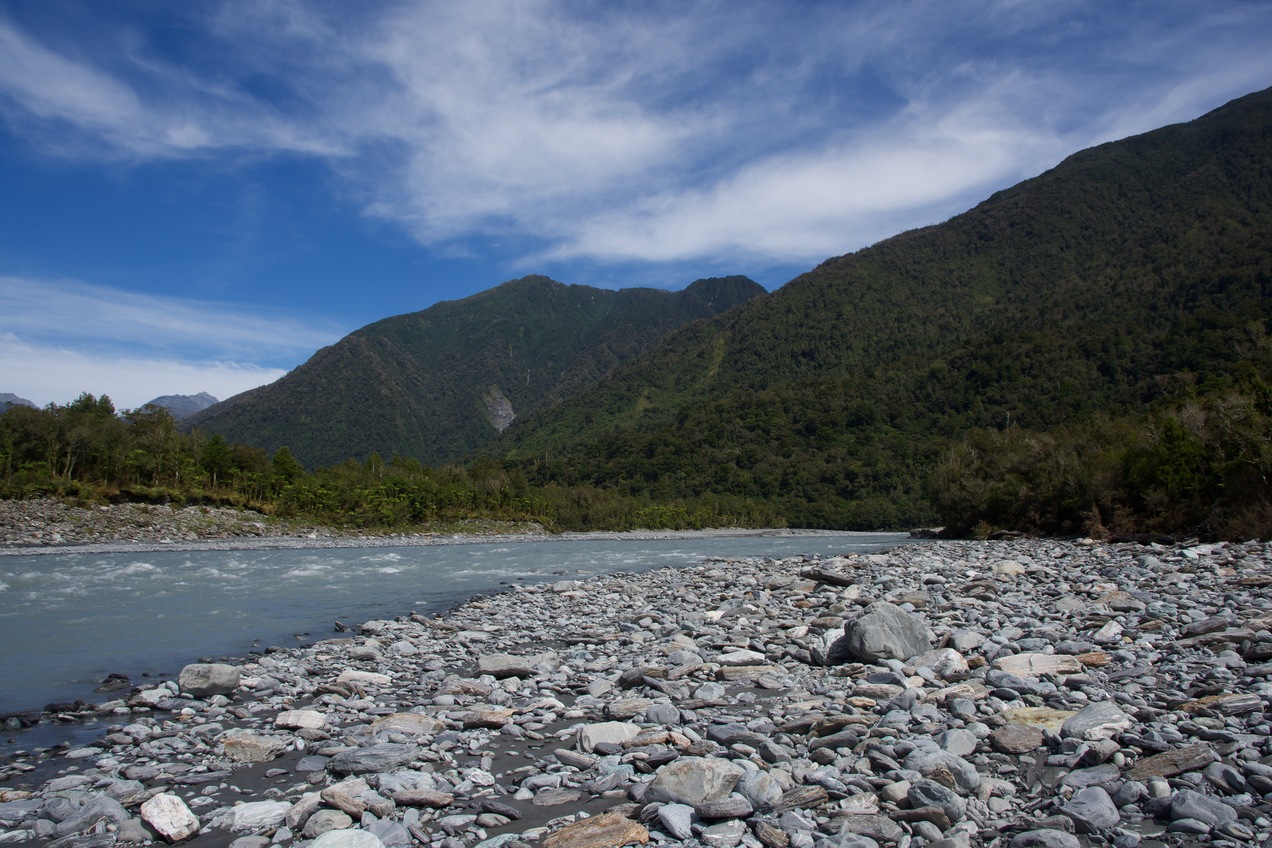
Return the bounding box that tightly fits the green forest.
[0,393,781,533]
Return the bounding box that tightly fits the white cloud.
[0,334,286,411]
[0,275,343,409]
[0,275,342,361]
[1,0,1271,270]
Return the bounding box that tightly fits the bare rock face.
[177,663,240,698]
[840,601,933,662]
[483,386,516,433]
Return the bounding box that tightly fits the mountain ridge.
[187,275,765,468]
[496,85,1272,531]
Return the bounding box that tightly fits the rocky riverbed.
[1,538,1270,848]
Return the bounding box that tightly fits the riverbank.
[0,497,838,556]
[1,537,1270,848]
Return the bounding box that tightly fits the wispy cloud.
[0,275,343,408]
[1,0,1269,270]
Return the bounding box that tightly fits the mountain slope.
[142,392,218,420]
[187,276,764,468]
[0,394,36,414]
[500,86,1272,529]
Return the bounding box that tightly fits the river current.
[0,531,910,730]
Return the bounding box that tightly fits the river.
[0,530,912,747]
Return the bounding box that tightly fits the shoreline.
[1,537,1269,847]
[0,494,869,557]
[0,526,859,558]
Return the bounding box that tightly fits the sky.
[1,1,1270,410]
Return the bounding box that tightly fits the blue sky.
[1,0,1270,409]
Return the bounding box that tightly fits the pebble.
[2,538,1272,848]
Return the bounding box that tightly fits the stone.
[478,653,539,678]
[695,793,754,819]
[991,724,1044,753]
[1062,786,1120,834]
[832,815,902,843]
[840,601,932,662]
[139,794,200,843]
[222,731,287,763]
[657,803,695,840]
[647,757,746,805]
[737,770,785,812]
[541,811,649,848]
[1060,701,1133,741]
[392,788,455,808]
[718,649,768,666]
[908,779,965,823]
[336,669,391,687]
[275,709,327,730]
[903,748,982,794]
[370,713,445,737]
[310,831,387,848]
[53,795,131,837]
[992,653,1083,677]
[911,648,969,679]
[579,721,641,753]
[1127,744,1218,780]
[1008,831,1081,848]
[1000,707,1076,732]
[304,810,354,838]
[177,663,239,698]
[1169,789,1236,827]
[328,744,421,775]
[217,800,292,833]
[701,819,747,848]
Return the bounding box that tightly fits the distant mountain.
[0,393,36,413]
[499,86,1272,530]
[142,392,219,420]
[187,275,764,467]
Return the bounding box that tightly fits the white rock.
[140,793,200,843]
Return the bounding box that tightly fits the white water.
[0,532,910,721]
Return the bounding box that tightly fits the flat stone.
[275,709,327,730]
[992,724,1044,754]
[1060,701,1133,741]
[222,731,287,763]
[217,801,292,833]
[1128,743,1218,780]
[478,653,539,678]
[695,794,753,819]
[336,669,391,687]
[907,779,965,823]
[701,819,747,848]
[541,811,649,848]
[1000,707,1076,732]
[992,653,1083,677]
[456,706,515,728]
[328,744,420,775]
[369,713,445,737]
[392,788,454,808]
[717,649,768,666]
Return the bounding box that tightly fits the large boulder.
[177,663,240,698]
[841,602,933,663]
[646,757,745,806]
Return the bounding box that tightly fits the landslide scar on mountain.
[484,386,516,432]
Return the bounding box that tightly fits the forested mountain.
[187,275,764,468]
[499,86,1272,535]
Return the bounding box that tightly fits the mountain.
[0,394,36,413]
[187,275,764,468]
[142,392,218,420]
[499,86,1272,531]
